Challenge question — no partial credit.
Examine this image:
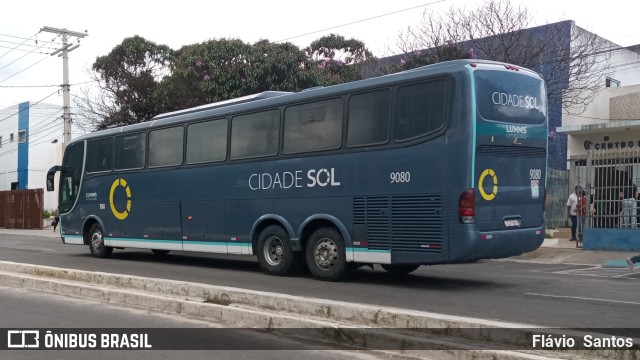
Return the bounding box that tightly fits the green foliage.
[89,34,376,129]
[92,36,174,129]
[306,34,374,84]
[162,38,326,111]
[43,209,51,218]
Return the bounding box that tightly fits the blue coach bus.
[47,59,547,281]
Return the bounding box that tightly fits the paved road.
[0,285,395,360]
[0,233,638,330]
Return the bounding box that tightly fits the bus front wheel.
[305,227,346,281]
[381,264,420,275]
[256,225,301,276]
[88,223,113,258]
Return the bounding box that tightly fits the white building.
[0,101,63,211]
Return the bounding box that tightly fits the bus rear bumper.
[451,226,545,262]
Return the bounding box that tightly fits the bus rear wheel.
[151,249,170,255]
[256,225,301,276]
[305,227,346,281]
[381,264,420,275]
[88,223,113,258]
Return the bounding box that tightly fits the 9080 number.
[390,171,411,183]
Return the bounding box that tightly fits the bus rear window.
[475,70,546,125]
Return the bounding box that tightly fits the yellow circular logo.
[109,178,131,220]
[478,169,498,201]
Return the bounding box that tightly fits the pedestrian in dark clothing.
[52,209,60,231]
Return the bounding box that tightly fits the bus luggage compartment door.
[181,201,229,253]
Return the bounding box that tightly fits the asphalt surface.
[0,285,397,360]
[0,230,638,330]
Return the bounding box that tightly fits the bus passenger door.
[181,201,228,253]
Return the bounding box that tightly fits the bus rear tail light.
[458,189,476,224]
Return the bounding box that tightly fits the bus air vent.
[352,194,443,253]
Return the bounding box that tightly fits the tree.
[160,38,327,111]
[305,34,374,84]
[395,0,612,114]
[74,35,378,130]
[73,36,173,129]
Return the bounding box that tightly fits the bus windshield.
[475,70,546,125]
[59,141,84,213]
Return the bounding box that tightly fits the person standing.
[577,190,587,238]
[636,190,640,228]
[626,255,640,271]
[566,185,580,241]
[621,184,637,228]
[52,208,60,231]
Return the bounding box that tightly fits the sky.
[1,0,640,136]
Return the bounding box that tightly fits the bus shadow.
[71,250,263,274]
[344,267,509,291]
[69,251,508,290]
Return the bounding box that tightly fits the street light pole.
[40,26,88,149]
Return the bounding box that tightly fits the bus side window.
[186,119,227,164]
[395,80,447,141]
[347,89,390,147]
[87,137,113,173]
[115,133,146,170]
[283,98,342,154]
[148,126,184,167]
[231,110,280,159]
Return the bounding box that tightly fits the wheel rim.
[91,230,104,252]
[264,235,284,266]
[314,238,338,270]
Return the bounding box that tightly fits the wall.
[610,92,640,119]
[0,103,19,190]
[0,102,63,211]
[564,85,640,129]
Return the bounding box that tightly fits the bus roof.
[71,59,541,144]
[151,91,293,121]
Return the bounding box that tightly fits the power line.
[40,26,88,148]
[0,90,59,124]
[0,84,59,88]
[0,32,38,61]
[0,125,63,157]
[275,0,446,43]
[0,44,50,54]
[0,38,57,50]
[0,107,63,153]
[0,55,52,84]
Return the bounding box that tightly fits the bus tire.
[381,264,420,275]
[151,249,170,255]
[256,225,301,276]
[88,223,113,258]
[306,227,346,281]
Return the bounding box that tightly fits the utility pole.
[40,26,88,149]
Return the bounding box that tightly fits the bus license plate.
[504,219,520,227]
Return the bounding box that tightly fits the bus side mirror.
[46,166,61,191]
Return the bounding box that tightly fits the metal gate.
[0,189,44,229]
[572,147,640,229]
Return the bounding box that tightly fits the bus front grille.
[353,194,443,253]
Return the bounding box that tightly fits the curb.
[0,261,635,359]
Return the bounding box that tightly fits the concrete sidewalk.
[0,225,636,268]
[510,236,637,267]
